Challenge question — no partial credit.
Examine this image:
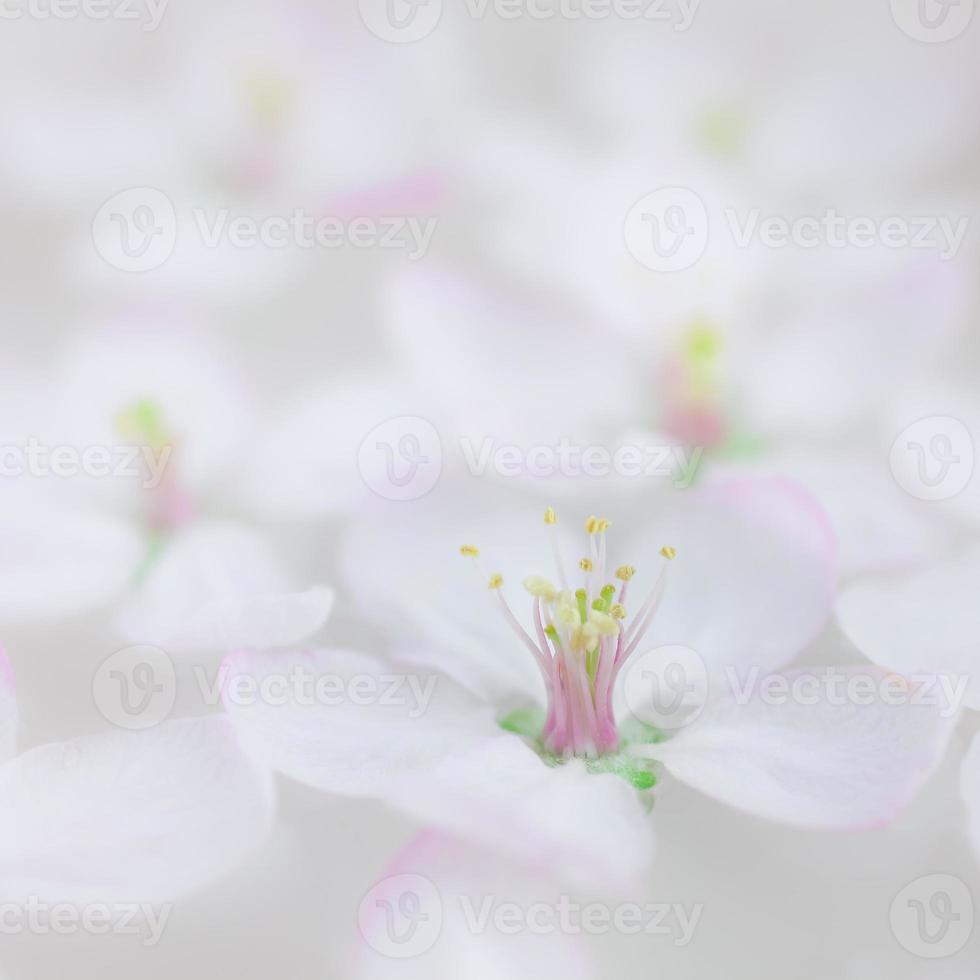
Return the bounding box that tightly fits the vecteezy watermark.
[625,187,710,273]
[0,899,172,946]
[358,875,704,958]
[890,874,974,958]
[0,0,168,29]
[358,0,698,42]
[625,188,971,272]
[459,438,704,488]
[93,645,177,731]
[623,645,709,731]
[890,0,974,42]
[0,439,172,489]
[211,665,439,719]
[94,645,440,729]
[889,416,975,502]
[358,416,443,502]
[92,188,438,273]
[723,666,966,719]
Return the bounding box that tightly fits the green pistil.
[575,589,588,624]
[117,398,169,451]
[497,708,663,793]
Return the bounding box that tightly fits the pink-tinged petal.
[115,523,332,657]
[388,735,655,892]
[635,667,956,830]
[837,549,980,712]
[0,648,16,762]
[960,734,980,862]
[707,451,953,578]
[630,478,836,677]
[352,830,596,980]
[0,716,274,903]
[221,649,499,798]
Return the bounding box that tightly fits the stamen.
[660,546,677,561]
[488,573,504,590]
[460,545,480,558]
[579,558,593,572]
[545,506,569,590]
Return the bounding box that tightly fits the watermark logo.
[93,645,176,730]
[890,874,974,958]
[0,439,171,489]
[459,437,703,487]
[358,0,443,42]
[0,0,168,29]
[92,188,177,273]
[889,416,974,501]
[0,899,172,946]
[623,645,708,731]
[358,416,443,502]
[890,0,974,42]
[358,874,443,958]
[624,187,710,273]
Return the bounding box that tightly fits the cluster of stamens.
[461,509,675,759]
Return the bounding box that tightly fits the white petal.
[631,478,836,677]
[354,831,596,980]
[221,648,498,798]
[0,495,143,623]
[231,374,441,521]
[0,649,16,762]
[0,716,274,902]
[960,734,980,862]
[341,482,577,704]
[837,549,980,712]
[115,523,332,657]
[637,667,956,829]
[388,735,655,892]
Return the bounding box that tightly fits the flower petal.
[636,667,956,829]
[0,716,274,902]
[115,523,332,656]
[960,733,980,862]
[0,495,143,623]
[388,735,656,892]
[353,830,596,980]
[630,478,836,677]
[837,549,980,711]
[221,648,499,798]
[0,649,16,763]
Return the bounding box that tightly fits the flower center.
[461,509,675,760]
[116,398,193,534]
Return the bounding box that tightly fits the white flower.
[221,479,955,889]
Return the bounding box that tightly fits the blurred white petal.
[0,716,274,903]
[115,523,332,656]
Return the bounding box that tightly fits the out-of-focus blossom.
[0,650,274,901]
[352,831,596,980]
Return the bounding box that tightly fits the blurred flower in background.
[1,0,979,978]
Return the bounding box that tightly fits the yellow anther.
[597,518,611,532]
[544,507,558,525]
[460,545,480,558]
[488,573,504,590]
[610,603,626,619]
[589,609,620,636]
[585,515,601,535]
[523,576,557,601]
[579,558,593,572]
[616,565,636,581]
[660,546,677,561]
